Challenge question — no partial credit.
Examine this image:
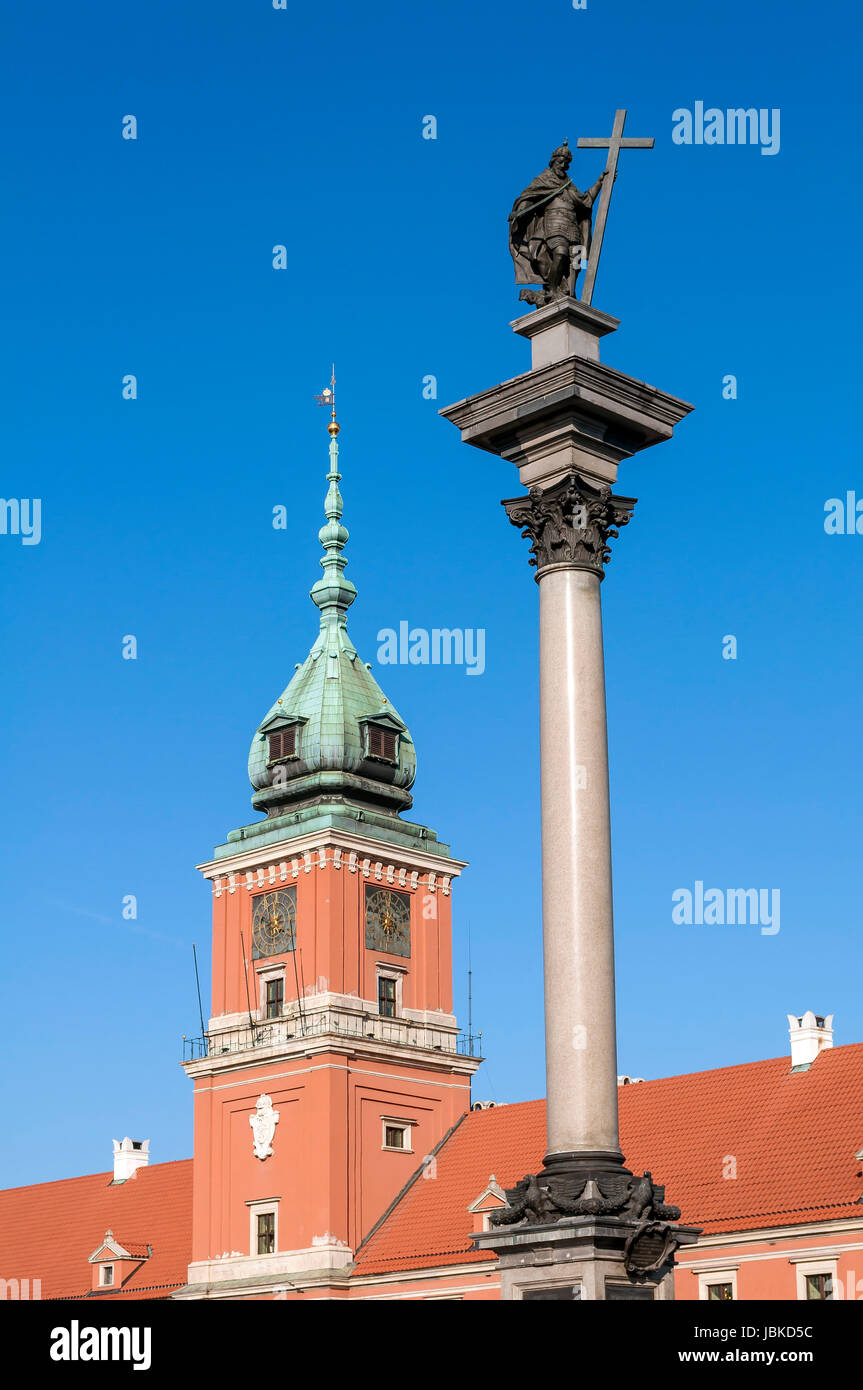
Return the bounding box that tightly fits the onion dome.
[248,399,416,817]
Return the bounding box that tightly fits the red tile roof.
[353,1044,863,1275]
[0,1160,192,1300]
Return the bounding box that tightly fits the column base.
[483,1158,700,1295]
[473,1214,701,1300]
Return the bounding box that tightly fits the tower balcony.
[182,1005,482,1068]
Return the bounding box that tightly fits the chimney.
[787,1012,833,1069]
[112,1137,150,1182]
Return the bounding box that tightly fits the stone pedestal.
[473,1214,701,1300]
[441,298,695,1297]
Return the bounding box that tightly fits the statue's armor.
[542,187,582,243]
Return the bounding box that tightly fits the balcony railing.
[182,1010,482,1063]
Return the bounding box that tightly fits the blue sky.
[2,0,861,1186]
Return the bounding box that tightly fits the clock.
[365,888,411,958]
[252,889,297,957]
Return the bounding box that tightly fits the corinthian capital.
[502,473,636,579]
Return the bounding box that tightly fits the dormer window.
[268,727,296,762]
[101,1265,114,1287]
[366,724,397,762]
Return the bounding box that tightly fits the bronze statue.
[508,140,608,307]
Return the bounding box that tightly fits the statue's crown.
[550,139,572,165]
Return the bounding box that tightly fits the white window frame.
[256,966,287,1020]
[100,1264,114,1287]
[697,1268,738,1301]
[247,1197,280,1257]
[381,1117,413,1153]
[792,1256,839,1301]
[375,965,405,1018]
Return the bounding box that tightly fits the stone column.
[442,297,700,1297]
[503,471,635,1180]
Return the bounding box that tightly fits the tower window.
[378,976,397,1018]
[101,1265,114,1287]
[256,1212,275,1255]
[367,725,397,761]
[265,977,284,1019]
[384,1125,406,1150]
[707,1282,733,1301]
[268,728,296,761]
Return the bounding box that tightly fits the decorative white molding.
[441,875,451,896]
[334,848,342,870]
[349,851,357,873]
[428,872,437,893]
[89,1231,136,1263]
[303,851,312,874]
[214,877,223,898]
[362,858,370,877]
[183,1240,354,1290]
[250,1095,280,1161]
[467,1176,508,1214]
[279,862,288,882]
[197,831,467,887]
[398,867,406,887]
[228,874,236,895]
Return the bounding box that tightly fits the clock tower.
[179,402,481,1300]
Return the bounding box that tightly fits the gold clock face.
[365,888,410,958]
[252,889,297,957]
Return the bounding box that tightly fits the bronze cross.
[577,110,654,306]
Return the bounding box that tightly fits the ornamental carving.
[502,473,636,579]
[250,1094,280,1161]
[488,1167,683,1279]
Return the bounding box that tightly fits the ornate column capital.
[502,472,636,580]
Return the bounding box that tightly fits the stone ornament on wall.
[502,472,636,580]
[250,1094,280,1161]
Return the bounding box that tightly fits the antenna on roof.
[239,930,256,1038]
[468,921,473,1049]
[192,942,206,1044]
[292,943,307,1037]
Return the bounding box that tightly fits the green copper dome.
[249,415,416,817]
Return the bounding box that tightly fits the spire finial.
[310,366,356,624]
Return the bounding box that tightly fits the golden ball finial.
[328,420,340,436]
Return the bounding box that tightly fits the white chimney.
[787,1012,833,1069]
[112,1137,150,1182]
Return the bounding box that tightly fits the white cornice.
[197,827,467,881]
[186,1057,479,1091]
[677,1215,863,1259]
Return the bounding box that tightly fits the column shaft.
[538,566,620,1158]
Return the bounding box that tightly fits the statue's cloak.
[508,169,593,285]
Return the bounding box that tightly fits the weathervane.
[314,365,337,424]
[508,110,654,308]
